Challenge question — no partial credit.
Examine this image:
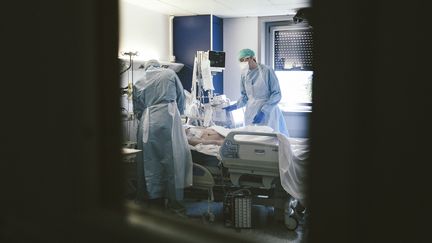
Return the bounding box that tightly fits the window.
[268,23,313,112]
[277,70,312,111]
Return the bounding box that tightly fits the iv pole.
[120,51,138,141]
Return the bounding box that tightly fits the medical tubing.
[223,189,252,204]
[127,70,131,139]
[231,188,252,196]
[219,163,228,194]
[120,53,133,75]
[119,60,131,75]
[130,57,133,89]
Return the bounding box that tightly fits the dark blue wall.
[212,15,223,95]
[173,15,223,95]
[173,15,211,92]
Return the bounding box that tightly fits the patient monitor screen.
[209,51,225,68]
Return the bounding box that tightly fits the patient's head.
[144,59,160,71]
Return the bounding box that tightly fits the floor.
[127,196,307,243]
[181,199,307,243]
[123,161,308,242]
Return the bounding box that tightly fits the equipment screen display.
[209,51,225,68]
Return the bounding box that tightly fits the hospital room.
[119,0,312,242]
[6,0,431,242]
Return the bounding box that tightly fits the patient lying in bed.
[185,125,275,147]
[185,127,225,146]
[185,125,309,206]
[184,125,276,158]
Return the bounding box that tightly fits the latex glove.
[252,111,265,124]
[223,104,238,112]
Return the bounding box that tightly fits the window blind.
[274,29,313,71]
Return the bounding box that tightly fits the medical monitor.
[209,51,225,68]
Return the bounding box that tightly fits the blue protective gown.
[133,67,192,201]
[236,63,289,137]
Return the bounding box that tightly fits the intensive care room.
[119,0,312,242]
[5,0,431,242]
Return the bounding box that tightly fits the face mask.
[239,62,249,72]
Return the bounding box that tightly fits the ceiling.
[121,0,311,18]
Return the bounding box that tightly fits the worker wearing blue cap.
[224,49,289,136]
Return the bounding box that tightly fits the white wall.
[223,17,258,102]
[119,2,171,142]
[119,2,169,61]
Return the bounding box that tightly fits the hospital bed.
[187,127,309,228]
[220,131,280,189]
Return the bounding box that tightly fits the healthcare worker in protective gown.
[133,60,192,211]
[224,49,289,137]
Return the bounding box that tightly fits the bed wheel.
[284,215,298,230]
[202,212,215,223]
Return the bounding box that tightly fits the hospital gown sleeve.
[132,85,144,120]
[174,74,186,115]
[235,76,248,108]
[261,67,282,115]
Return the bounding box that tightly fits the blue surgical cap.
[144,59,160,70]
[238,49,255,60]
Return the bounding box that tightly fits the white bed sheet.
[277,134,309,206]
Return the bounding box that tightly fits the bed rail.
[220,131,280,188]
